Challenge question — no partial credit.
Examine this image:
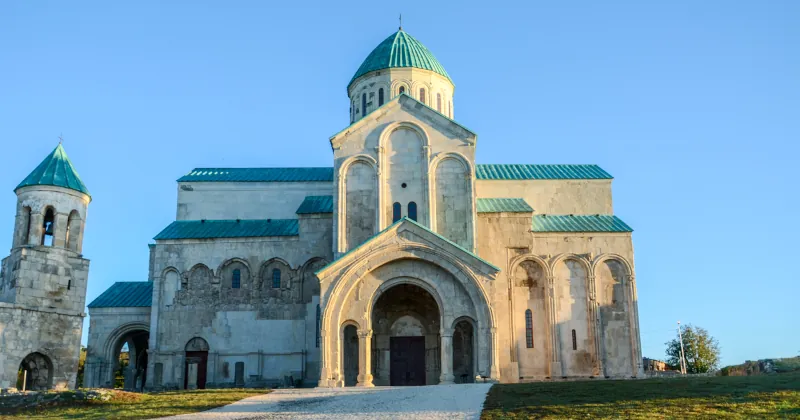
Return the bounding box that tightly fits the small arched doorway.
[17,352,53,390]
[342,325,359,387]
[453,319,475,383]
[184,337,209,390]
[372,283,441,386]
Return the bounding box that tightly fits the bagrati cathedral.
[0,28,643,391]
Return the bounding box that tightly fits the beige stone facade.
[81,30,643,390]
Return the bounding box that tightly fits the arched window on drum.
[392,202,402,223]
[408,202,417,222]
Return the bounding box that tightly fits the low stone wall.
[0,389,113,412]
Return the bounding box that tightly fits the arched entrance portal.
[372,283,441,386]
[17,352,53,391]
[453,319,475,383]
[184,337,209,390]
[112,329,149,391]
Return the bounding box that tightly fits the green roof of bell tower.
[15,143,90,196]
[349,29,452,88]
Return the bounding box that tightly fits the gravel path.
[158,384,493,420]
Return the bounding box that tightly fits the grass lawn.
[1,388,268,420]
[482,372,800,419]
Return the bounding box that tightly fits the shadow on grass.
[2,388,269,420]
[482,372,800,419]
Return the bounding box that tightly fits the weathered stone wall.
[385,127,425,223]
[596,259,634,378]
[554,259,594,376]
[331,95,477,256]
[512,260,549,378]
[475,179,613,215]
[476,213,642,381]
[345,162,377,250]
[0,305,84,389]
[84,307,150,389]
[176,181,332,221]
[0,247,89,313]
[434,157,469,249]
[144,214,332,389]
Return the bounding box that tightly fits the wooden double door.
[390,336,426,386]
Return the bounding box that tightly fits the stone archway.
[17,352,53,391]
[319,248,498,387]
[100,324,149,390]
[372,283,441,386]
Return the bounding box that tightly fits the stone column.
[53,212,68,248]
[439,327,454,384]
[317,329,330,387]
[489,327,501,381]
[29,213,43,246]
[356,330,374,387]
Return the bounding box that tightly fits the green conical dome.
[349,29,452,88]
[15,143,90,196]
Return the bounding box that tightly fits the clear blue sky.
[1,1,797,367]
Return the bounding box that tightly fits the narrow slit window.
[232,269,241,289]
[67,280,72,290]
[316,304,321,348]
[392,202,402,223]
[21,206,32,245]
[378,88,384,106]
[572,329,577,350]
[362,93,367,117]
[272,268,281,289]
[437,93,442,112]
[408,202,417,221]
[419,88,426,103]
[525,309,533,348]
[399,86,405,95]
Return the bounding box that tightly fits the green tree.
[665,324,721,373]
[76,346,87,388]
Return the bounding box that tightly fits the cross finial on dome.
[58,133,64,144]
[399,13,402,31]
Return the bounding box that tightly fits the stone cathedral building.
[2,28,643,391]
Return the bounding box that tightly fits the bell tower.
[0,143,91,390]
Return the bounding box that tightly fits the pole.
[677,321,687,374]
[22,370,28,391]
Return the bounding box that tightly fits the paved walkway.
[158,384,493,420]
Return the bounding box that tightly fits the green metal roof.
[178,168,333,183]
[16,144,90,196]
[176,164,611,183]
[349,29,451,88]
[477,198,533,213]
[476,164,612,180]
[296,195,334,214]
[88,282,152,308]
[154,219,299,240]
[531,215,632,232]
